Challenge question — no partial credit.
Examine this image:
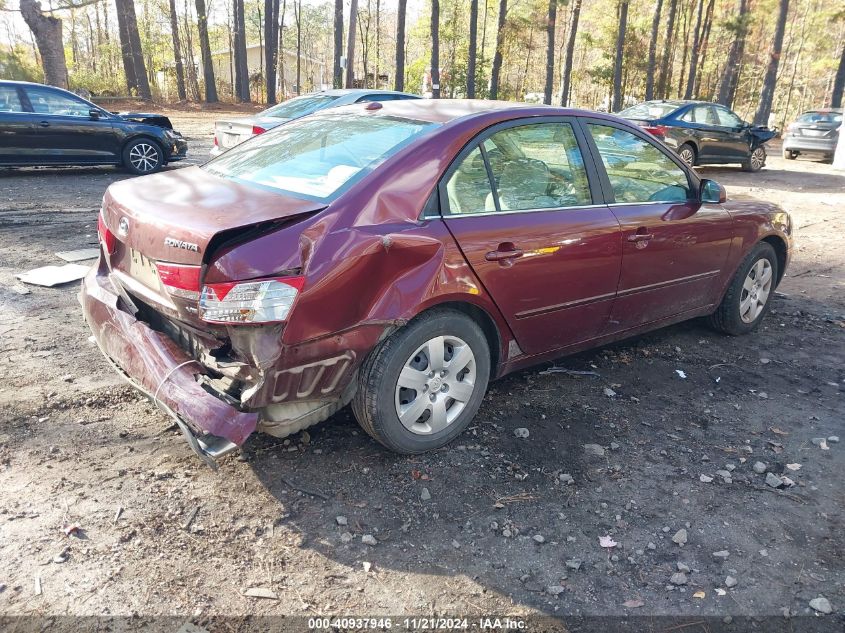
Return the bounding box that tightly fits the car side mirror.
[89,108,101,120]
[700,179,726,204]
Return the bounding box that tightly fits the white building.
[209,44,328,99]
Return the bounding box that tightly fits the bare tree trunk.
[346,0,359,88]
[543,0,556,105]
[294,0,302,95]
[279,0,286,97]
[333,0,344,88]
[611,1,628,112]
[560,0,580,106]
[466,0,478,98]
[115,0,138,93]
[683,0,704,99]
[489,0,507,100]
[832,40,845,108]
[233,0,250,101]
[644,0,663,101]
[754,0,789,125]
[694,0,715,97]
[168,0,187,100]
[20,0,69,89]
[395,0,407,91]
[717,0,749,107]
[120,0,151,98]
[656,0,677,99]
[194,0,218,102]
[430,0,440,98]
[265,0,280,103]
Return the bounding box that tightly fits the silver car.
[210,89,421,156]
[782,108,842,162]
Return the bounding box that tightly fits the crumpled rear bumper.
[79,263,258,468]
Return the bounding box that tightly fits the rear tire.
[782,148,797,160]
[742,146,766,172]
[678,143,697,168]
[708,242,778,336]
[122,138,164,175]
[352,309,491,454]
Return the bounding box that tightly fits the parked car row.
[2,79,839,175]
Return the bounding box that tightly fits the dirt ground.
[0,107,843,631]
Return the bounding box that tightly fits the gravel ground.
[0,106,843,632]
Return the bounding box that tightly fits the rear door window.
[587,124,692,203]
[0,85,25,113]
[444,122,591,215]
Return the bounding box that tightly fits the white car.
[210,89,421,156]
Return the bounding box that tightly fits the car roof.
[320,98,617,125]
[308,88,419,98]
[799,108,843,114]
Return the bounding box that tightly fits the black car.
[619,100,775,172]
[0,80,187,175]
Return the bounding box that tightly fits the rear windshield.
[795,111,842,124]
[203,113,438,201]
[619,102,680,120]
[260,94,339,120]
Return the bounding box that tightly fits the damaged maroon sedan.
[81,99,792,467]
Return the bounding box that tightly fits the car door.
[712,105,754,160]
[0,84,35,164]
[21,85,119,164]
[679,105,730,161]
[439,119,622,356]
[583,120,734,331]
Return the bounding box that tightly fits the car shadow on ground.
[241,298,844,617]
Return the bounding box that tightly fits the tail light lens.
[213,136,218,146]
[157,263,201,299]
[252,125,267,135]
[98,213,116,255]
[199,276,305,324]
[643,124,668,139]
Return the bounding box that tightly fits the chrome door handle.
[485,248,524,261]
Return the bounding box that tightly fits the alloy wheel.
[739,258,773,323]
[679,147,695,168]
[394,335,477,435]
[750,147,765,171]
[129,143,160,173]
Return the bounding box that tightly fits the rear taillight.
[643,124,668,139]
[213,136,218,146]
[199,276,304,324]
[98,213,116,255]
[252,125,267,135]
[157,263,201,299]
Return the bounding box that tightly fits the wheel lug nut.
[440,370,447,377]
[428,371,435,378]
[429,394,436,402]
[441,385,448,392]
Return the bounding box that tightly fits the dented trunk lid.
[102,166,325,267]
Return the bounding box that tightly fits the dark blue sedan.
[619,100,775,172]
[0,80,187,175]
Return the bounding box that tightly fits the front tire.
[708,242,778,336]
[122,138,164,175]
[352,309,491,454]
[742,146,766,172]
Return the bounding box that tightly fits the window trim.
[434,116,605,219]
[576,116,700,206]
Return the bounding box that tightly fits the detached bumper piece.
[80,265,258,469]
